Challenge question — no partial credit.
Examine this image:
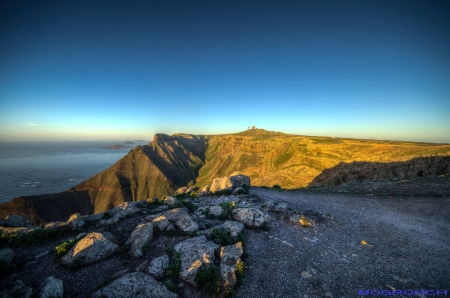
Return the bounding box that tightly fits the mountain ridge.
[1,129,450,224]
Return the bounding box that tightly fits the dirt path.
[236,188,450,297]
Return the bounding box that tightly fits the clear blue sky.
[1,0,449,142]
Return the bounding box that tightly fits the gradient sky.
[1,0,449,142]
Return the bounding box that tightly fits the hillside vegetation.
[1,129,449,224]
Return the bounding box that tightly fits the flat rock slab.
[61,232,119,267]
[231,208,271,228]
[151,208,198,233]
[174,235,220,286]
[92,272,177,298]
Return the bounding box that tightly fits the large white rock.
[208,206,226,218]
[274,202,288,213]
[231,208,271,228]
[174,235,220,286]
[126,223,153,257]
[164,196,177,206]
[151,208,198,233]
[147,254,170,279]
[220,242,244,289]
[223,220,244,237]
[38,276,63,298]
[66,213,85,230]
[92,272,177,298]
[61,232,119,266]
[5,215,32,227]
[209,177,233,194]
[229,172,251,188]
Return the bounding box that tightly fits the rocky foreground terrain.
[0,174,449,297]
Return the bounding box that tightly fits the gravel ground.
[1,177,449,297]
[236,181,450,297]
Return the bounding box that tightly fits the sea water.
[0,141,144,204]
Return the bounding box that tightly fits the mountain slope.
[1,129,450,224]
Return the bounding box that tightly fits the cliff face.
[1,129,450,224]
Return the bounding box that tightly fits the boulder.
[197,185,210,197]
[164,196,177,206]
[174,235,220,285]
[229,172,251,188]
[220,242,244,289]
[151,208,198,233]
[5,215,32,227]
[37,276,63,298]
[210,177,233,194]
[261,200,276,211]
[92,272,177,298]
[66,213,85,230]
[208,206,226,218]
[223,220,244,237]
[126,223,153,257]
[147,254,170,279]
[0,248,14,264]
[231,208,271,228]
[174,186,188,195]
[83,212,105,222]
[44,222,65,230]
[275,203,288,213]
[0,280,32,298]
[61,232,119,267]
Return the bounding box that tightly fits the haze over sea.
[0,141,143,203]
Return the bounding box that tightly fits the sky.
[0,0,449,143]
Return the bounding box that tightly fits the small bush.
[242,184,250,193]
[224,288,235,298]
[235,260,246,288]
[55,238,76,259]
[209,228,233,246]
[220,189,232,196]
[165,246,181,279]
[235,188,247,195]
[272,184,281,189]
[236,233,246,246]
[164,279,179,293]
[195,266,222,295]
[218,201,236,217]
[173,199,196,213]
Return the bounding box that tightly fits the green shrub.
[235,260,246,288]
[195,266,222,295]
[165,246,181,279]
[235,188,247,195]
[103,212,113,219]
[55,238,76,259]
[218,201,236,217]
[209,228,233,246]
[220,189,232,196]
[173,199,196,213]
[272,184,281,189]
[164,279,178,293]
[146,197,160,205]
[224,288,235,298]
[242,184,250,193]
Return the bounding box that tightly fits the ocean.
[0,141,145,204]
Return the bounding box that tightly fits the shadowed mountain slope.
[1,129,450,224]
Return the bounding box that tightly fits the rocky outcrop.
[147,254,170,279]
[5,215,32,227]
[229,172,251,188]
[0,248,14,264]
[37,276,63,298]
[164,196,177,206]
[66,213,85,230]
[231,208,271,228]
[150,208,198,233]
[92,272,177,298]
[61,232,119,267]
[174,235,220,285]
[210,177,233,194]
[126,223,153,257]
[220,242,244,289]
[197,185,210,197]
